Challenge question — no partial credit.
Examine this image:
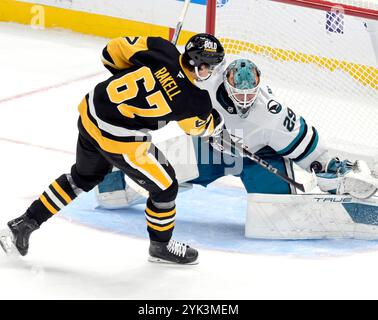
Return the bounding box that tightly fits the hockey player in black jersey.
[0,33,225,264]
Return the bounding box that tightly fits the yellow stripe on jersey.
[51,181,72,204]
[179,56,196,84]
[104,37,149,70]
[145,207,176,218]
[146,221,175,232]
[39,195,58,215]
[101,57,123,71]
[178,114,214,136]
[124,152,173,190]
[78,97,151,155]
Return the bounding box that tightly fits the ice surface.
[1,22,378,299]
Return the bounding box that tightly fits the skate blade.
[148,256,199,265]
[0,229,21,257]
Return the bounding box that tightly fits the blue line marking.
[177,0,207,5]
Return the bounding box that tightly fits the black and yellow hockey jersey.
[78,36,215,155]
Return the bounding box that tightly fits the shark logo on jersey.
[267,100,282,114]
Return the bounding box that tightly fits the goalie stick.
[171,0,191,45]
[221,136,317,193]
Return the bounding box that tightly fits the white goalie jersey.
[197,69,329,172]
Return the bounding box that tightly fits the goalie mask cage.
[206,0,378,166]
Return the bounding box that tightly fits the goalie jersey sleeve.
[252,87,329,171]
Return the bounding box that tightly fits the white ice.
[1,23,378,300]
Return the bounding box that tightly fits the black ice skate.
[148,239,199,265]
[0,214,39,256]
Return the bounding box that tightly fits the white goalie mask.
[224,59,261,118]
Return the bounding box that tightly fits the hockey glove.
[206,109,238,156]
[316,157,378,199]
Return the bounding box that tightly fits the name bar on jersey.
[154,67,182,101]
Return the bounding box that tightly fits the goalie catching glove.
[316,157,378,199]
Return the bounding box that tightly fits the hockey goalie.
[95,58,378,240]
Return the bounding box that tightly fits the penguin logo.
[267,100,282,114]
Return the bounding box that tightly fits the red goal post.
[205,0,378,167]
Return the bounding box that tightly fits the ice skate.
[148,239,199,265]
[0,214,39,256]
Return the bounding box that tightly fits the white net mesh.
[336,0,378,10]
[215,0,378,162]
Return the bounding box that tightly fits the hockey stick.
[221,136,317,193]
[171,0,191,45]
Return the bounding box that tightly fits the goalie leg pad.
[245,193,378,240]
[95,172,148,209]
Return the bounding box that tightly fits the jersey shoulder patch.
[267,99,283,114]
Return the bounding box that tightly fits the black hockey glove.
[207,109,236,155]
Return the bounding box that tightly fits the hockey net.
[208,0,378,166]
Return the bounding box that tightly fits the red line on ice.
[0,71,106,104]
[0,137,74,155]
